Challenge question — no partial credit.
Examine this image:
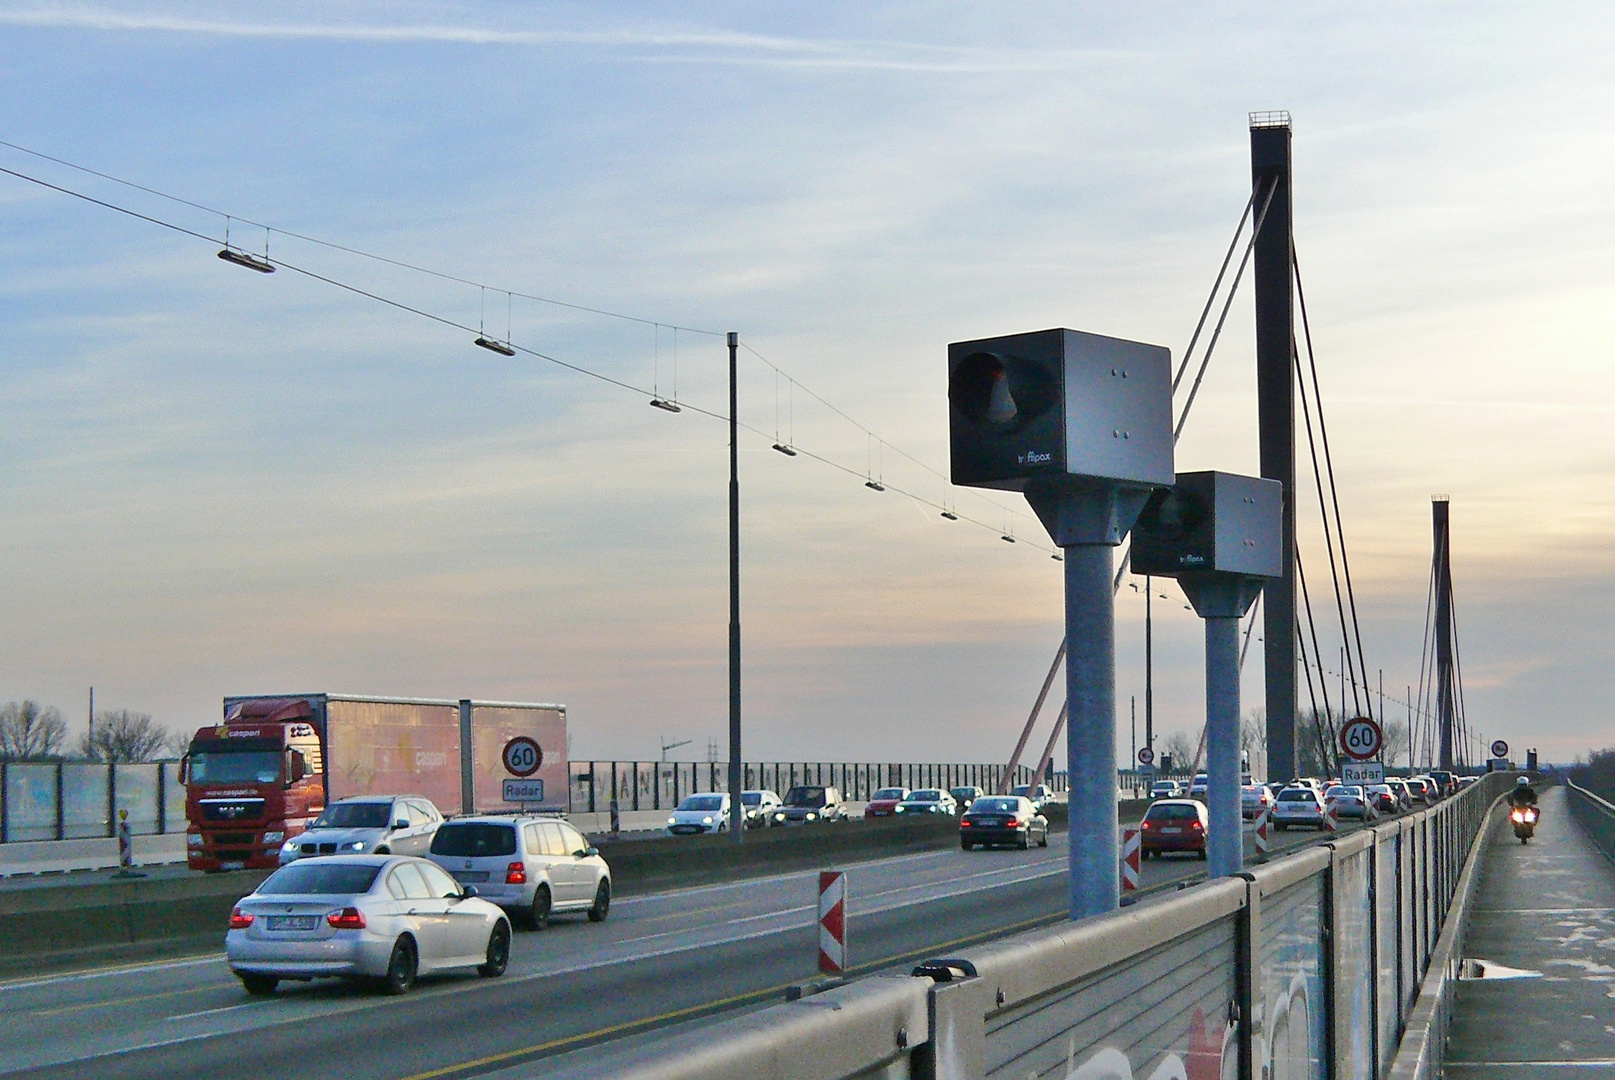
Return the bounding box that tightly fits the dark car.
[1139,798,1208,859]
[959,795,1048,850]
[949,786,983,811]
[771,786,845,825]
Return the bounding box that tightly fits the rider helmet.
[1516,776,1530,786]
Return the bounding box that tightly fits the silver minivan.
[427,815,611,929]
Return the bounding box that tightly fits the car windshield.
[1010,786,1031,797]
[908,791,940,801]
[312,803,392,829]
[873,788,905,801]
[1146,804,1198,820]
[187,749,282,785]
[1278,789,1314,802]
[783,787,826,808]
[259,863,380,896]
[970,798,1019,813]
[678,795,725,811]
[950,788,975,800]
[741,793,763,806]
[429,822,516,857]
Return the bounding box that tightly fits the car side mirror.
[394,819,409,831]
[585,847,599,857]
[461,885,479,899]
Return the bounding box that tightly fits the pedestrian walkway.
[1447,785,1615,1078]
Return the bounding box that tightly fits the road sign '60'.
[1339,717,1383,762]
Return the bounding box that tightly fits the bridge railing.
[565,760,1067,813]
[557,772,1512,1080]
[1564,779,1615,862]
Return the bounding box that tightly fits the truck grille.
[213,833,254,845]
[200,799,266,823]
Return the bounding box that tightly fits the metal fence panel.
[4,763,56,841]
[114,763,159,834]
[986,914,1241,1080]
[61,763,108,839]
[1259,875,1327,1080]
[1334,845,1375,1080]
[1375,832,1401,1073]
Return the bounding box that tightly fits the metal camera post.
[948,328,1173,919]
[1132,471,1283,878]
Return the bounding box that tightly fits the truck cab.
[181,699,325,870]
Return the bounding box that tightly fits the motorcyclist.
[1507,776,1538,809]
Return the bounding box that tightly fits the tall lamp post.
[727,332,744,843]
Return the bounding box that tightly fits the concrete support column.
[1065,543,1118,919]
[1206,614,1243,877]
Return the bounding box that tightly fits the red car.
[1139,798,1208,859]
[863,787,908,818]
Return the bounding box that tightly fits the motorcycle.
[1509,805,1539,844]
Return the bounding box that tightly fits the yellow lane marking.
[29,982,224,1018]
[391,908,1069,1080]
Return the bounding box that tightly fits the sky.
[1,2,1612,767]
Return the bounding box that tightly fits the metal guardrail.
[566,761,1066,814]
[1564,779,1615,864]
[553,772,1511,1080]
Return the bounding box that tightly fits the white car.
[1324,784,1377,821]
[227,855,510,996]
[1009,784,1053,812]
[1271,786,1326,830]
[740,789,783,829]
[1188,774,1209,801]
[426,815,611,929]
[667,792,731,835]
[278,795,444,866]
[895,789,958,816]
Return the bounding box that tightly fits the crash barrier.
[1564,779,1615,864]
[558,772,1513,1080]
[0,866,275,977]
[0,760,184,843]
[568,761,1073,814]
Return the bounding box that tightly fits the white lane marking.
[0,955,227,994]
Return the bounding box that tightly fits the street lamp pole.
[727,331,744,843]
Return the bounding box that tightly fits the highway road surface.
[0,818,1359,1080]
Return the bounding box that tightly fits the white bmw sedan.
[226,855,512,996]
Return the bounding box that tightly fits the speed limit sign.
[1339,717,1383,761]
[1491,739,1509,760]
[1137,747,1155,766]
[502,736,543,778]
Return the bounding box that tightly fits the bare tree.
[1161,731,1196,775]
[1241,708,1267,778]
[1380,719,1408,768]
[0,701,68,761]
[78,709,174,764]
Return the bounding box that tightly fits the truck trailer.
[181,693,567,871]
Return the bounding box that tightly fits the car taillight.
[960,820,972,827]
[1005,817,1019,827]
[228,907,254,930]
[506,862,527,885]
[1142,821,1154,829]
[326,907,366,930]
[1190,821,1205,832]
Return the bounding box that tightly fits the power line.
[0,158,1062,558]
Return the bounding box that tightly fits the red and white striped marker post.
[1254,808,1271,858]
[1120,829,1141,892]
[1323,801,1339,833]
[818,870,846,975]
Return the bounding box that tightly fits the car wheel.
[1017,833,1030,851]
[382,936,417,996]
[239,973,278,997]
[528,884,552,930]
[479,921,510,978]
[374,846,390,855]
[1197,848,1208,861]
[587,879,611,922]
[961,839,973,851]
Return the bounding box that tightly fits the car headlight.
[281,838,299,851]
[894,806,904,813]
[342,841,366,851]
[187,833,203,848]
[263,831,284,843]
[702,816,713,824]
[805,812,817,821]
[668,817,676,825]
[773,812,785,821]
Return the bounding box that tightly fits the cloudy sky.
[1,2,1611,767]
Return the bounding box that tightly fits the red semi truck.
[181,694,567,871]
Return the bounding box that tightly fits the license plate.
[1161,827,1182,834]
[220,862,245,871]
[453,871,490,883]
[266,915,318,931]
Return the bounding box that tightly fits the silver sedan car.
[226,855,512,996]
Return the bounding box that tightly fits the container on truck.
[181,693,566,871]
